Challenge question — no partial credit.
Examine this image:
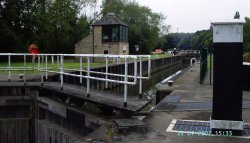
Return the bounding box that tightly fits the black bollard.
[210,19,245,136]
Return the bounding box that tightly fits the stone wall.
[75,35,92,54]
[75,26,129,58]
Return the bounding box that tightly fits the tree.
[161,34,175,51]
[244,17,250,53]
[0,0,97,53]
[101,0,169,54]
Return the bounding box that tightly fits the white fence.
[0,53,151,107]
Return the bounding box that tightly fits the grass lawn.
[0,54,173,75]
[151,53,172,59]
[0,60,105,74]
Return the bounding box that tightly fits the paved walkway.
[102,64,250,143]
[139,64,250,143]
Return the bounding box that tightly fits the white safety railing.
[0,53,151,107]
[180,50,200,54]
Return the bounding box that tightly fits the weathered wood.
[0,119,30,143]
[0,82,151,114]
[36,120,85,143]
[0,120,7,143]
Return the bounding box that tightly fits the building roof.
[211,19,245,25]
[93,13,128,26]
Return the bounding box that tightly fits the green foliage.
[189,29,212,50]
[161,34,176,50]
[101,0,169,54]
[244,17,250,53]
[0,0,95,53]
[163,30,212,51]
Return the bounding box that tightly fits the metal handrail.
[0,53,151,107]
[180,50,201,54]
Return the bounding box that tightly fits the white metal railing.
[180,50,200,54]
[0,53,151,107]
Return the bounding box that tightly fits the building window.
[112,27,119,41]
[102,25,128,42]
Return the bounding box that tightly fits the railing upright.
[32,55,35,71]
[45,55,48,80]
[148,56,151,78]
[23,55,26,85]
[40,55,44,85]
[60,55,64,90]
[105,57,108,89]
[139,57,142,98]
[8,55,11,82]
[87,57,90,98]
[51,55,54,65]
[38,55,40,71]
[124,58,128,107]
[80,57,83,84]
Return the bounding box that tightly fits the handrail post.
[45,55,48,80]
[24,54,26,85]
[38,55,40,71]
[57,55,59,69]
[80,56,82,84]
[51,55,54,65]
[134,57,137,83]
[124,58,128,108]
[87,57,90,98]
[32,55,35,71]
[105,57,108,89]
[139,57,142,99]
[60,55,64,90]
[8,55,11,82]
[40,55,44,85]
[148,56,151,78]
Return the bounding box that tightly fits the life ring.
[28,44,39,58]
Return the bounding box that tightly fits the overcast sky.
[137,0,250,33]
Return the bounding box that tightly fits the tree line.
[162,17,250,53]
[1,0,249,54]
[0,0,169,54]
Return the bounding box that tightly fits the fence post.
[57,55,59,69]
[139,57,142,99]
[80,57,83,84]
[8,55,11,82]
[124,58,128,107]
[105,57,108,89]
[148,56,151,78]
[87,57,90,98]
[45,55,48,80]
[40,55,44,85]
[60,55,64,90]
[32,55,35,71]
[51,55,54,65]
[24,55,26,85]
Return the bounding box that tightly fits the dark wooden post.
[210,19,245,136]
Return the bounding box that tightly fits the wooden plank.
[38,97,67,118]
[0,81,152,114]
[22,119,30,143]
[16,120,23,143]
[0,120,8,143]
[7,119,15,143]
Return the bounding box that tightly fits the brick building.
[75,13,129,58]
